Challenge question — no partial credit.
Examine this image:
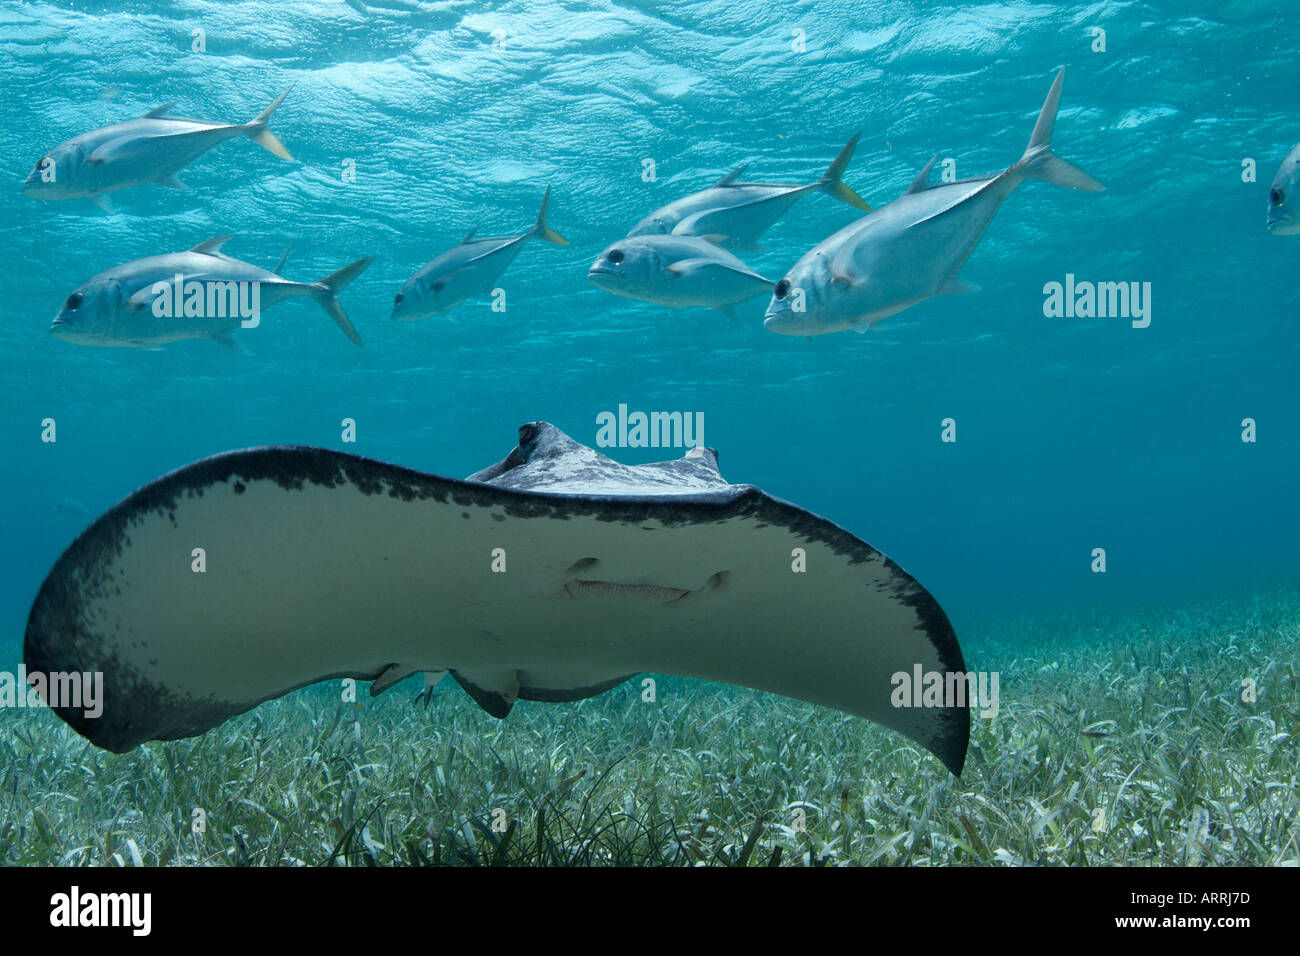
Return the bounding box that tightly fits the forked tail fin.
[1015,68,1105,191]
[245,87,295,161]
[531,186,569,245]
[816,134,872,210]
[309,256,373,346]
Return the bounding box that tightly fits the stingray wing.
[24,429,969,774]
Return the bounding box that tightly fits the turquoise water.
[2,0,1297,651]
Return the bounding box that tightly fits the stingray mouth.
[561,560,728,605]
[563,579,691,603]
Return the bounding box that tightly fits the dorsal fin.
[190,235,235,256]
[272,242,292,275]
[906,154,939,194]
[143,102,177,119]
[714,164,748,187]
[461,226,477,243]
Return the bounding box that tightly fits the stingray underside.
[24,426,969,774]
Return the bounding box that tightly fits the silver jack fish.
[764,68,1104,337]
[392,188,568,320]
[1267,141,1300,234]
[627,135,870,249]
[588,234,774,314]
[51,236,372,350]
[23,90,294,213]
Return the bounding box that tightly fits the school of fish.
[26,68,1289,348]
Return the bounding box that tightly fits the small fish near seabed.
[23,421,969,774]
[1267,141,1300,234]
[22,90,295,213]
[50,236,373,350]
[392,187,568,320]
[627,135,871,250]
[588,234,774,315]
[763,68,1104,337]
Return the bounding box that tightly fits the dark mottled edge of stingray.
[24,424,969,774]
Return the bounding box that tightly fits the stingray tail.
[244,87,294,161]
[1012,68,1105,191]
[308,257,373,347]
[530,186,569,245]
[816,134,871,210]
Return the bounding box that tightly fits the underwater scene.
[1,0,1297,873]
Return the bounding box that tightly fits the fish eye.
[774,279,791,300]
[607,249,624,265]
[32,158,45,172]
[64,292,83,311]
[394,292,404,304]
[432,280,445,293]
[1271,187,1286,205]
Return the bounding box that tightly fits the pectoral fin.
[88,132,172,166]
[124,287,155,311]
[829,239,865,289]
[92,127,235,169]
[86,137,129,165]
[664,258,737,280]
[671,209,732,242]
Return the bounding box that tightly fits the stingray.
[24,422,969,774]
